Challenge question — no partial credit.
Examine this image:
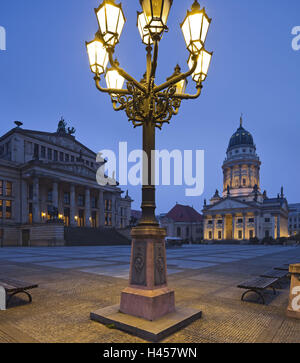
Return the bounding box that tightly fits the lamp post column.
[120,46,175,322]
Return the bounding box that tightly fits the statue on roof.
[57,117,67,134]
[57,117,76,136]
[213,189,220,198]
[240,113,243,127]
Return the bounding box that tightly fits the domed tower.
[222,116,261,197]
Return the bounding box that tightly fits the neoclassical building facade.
[203,118,289,242]
[0,121,132,246]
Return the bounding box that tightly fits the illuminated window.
[64,208,70,226]
[29,203,33,224]
[6,200,12,219]
[6,182,12,197]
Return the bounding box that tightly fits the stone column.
[21,180,28,224]
[85,188,91,227]
[243,214,246,240]
[232,214,235,240]
[53,181,59,209]
[277,214,281,239]
[98,190,105,227]
[230,167,233,188]
[222,215,225,240]
[70,184,76,227]
[212,216,215,240]
[32,177,40,224]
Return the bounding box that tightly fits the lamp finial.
[240,113,243,127]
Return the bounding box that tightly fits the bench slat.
[0,279,38,293]
[260,270,288,279]
[238,277,278,290]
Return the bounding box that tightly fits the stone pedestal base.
[91,304,202,342]
[120,287,175,321]
[287,263,300,320]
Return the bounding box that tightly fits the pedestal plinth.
[91,225,202,341]
[120,226,175,321]
[287,263,300,320]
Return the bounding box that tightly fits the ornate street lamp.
[181,0,211,55]
[188,49,213,82]
[87,0,213,338]
[137,11,153,45]
[105,61,125,90]
[140,0,173,39]
[95,0,126,47]
[86,35,109,74]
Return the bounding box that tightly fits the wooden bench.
[260,269,289,289]
[237,277,279,305]
[274,265,289,271]
[0,279,38,310]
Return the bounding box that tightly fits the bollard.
[0,286,6,311]
[287,264,300,319]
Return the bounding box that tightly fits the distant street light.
[86,0,213,329]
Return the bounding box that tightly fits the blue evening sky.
[0,0,299,213]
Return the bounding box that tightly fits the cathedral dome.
[228,117,254,150]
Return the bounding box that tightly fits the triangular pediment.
[208,198,250,211]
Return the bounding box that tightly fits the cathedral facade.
[203,118,289,242]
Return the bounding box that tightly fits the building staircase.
[64,227,131,246]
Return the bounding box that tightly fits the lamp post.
[87,0,212,324]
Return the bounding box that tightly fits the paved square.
[0,244,299,343]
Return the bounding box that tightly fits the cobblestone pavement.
[0,245,299,343]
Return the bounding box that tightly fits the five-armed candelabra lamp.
[87,0,213,340]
